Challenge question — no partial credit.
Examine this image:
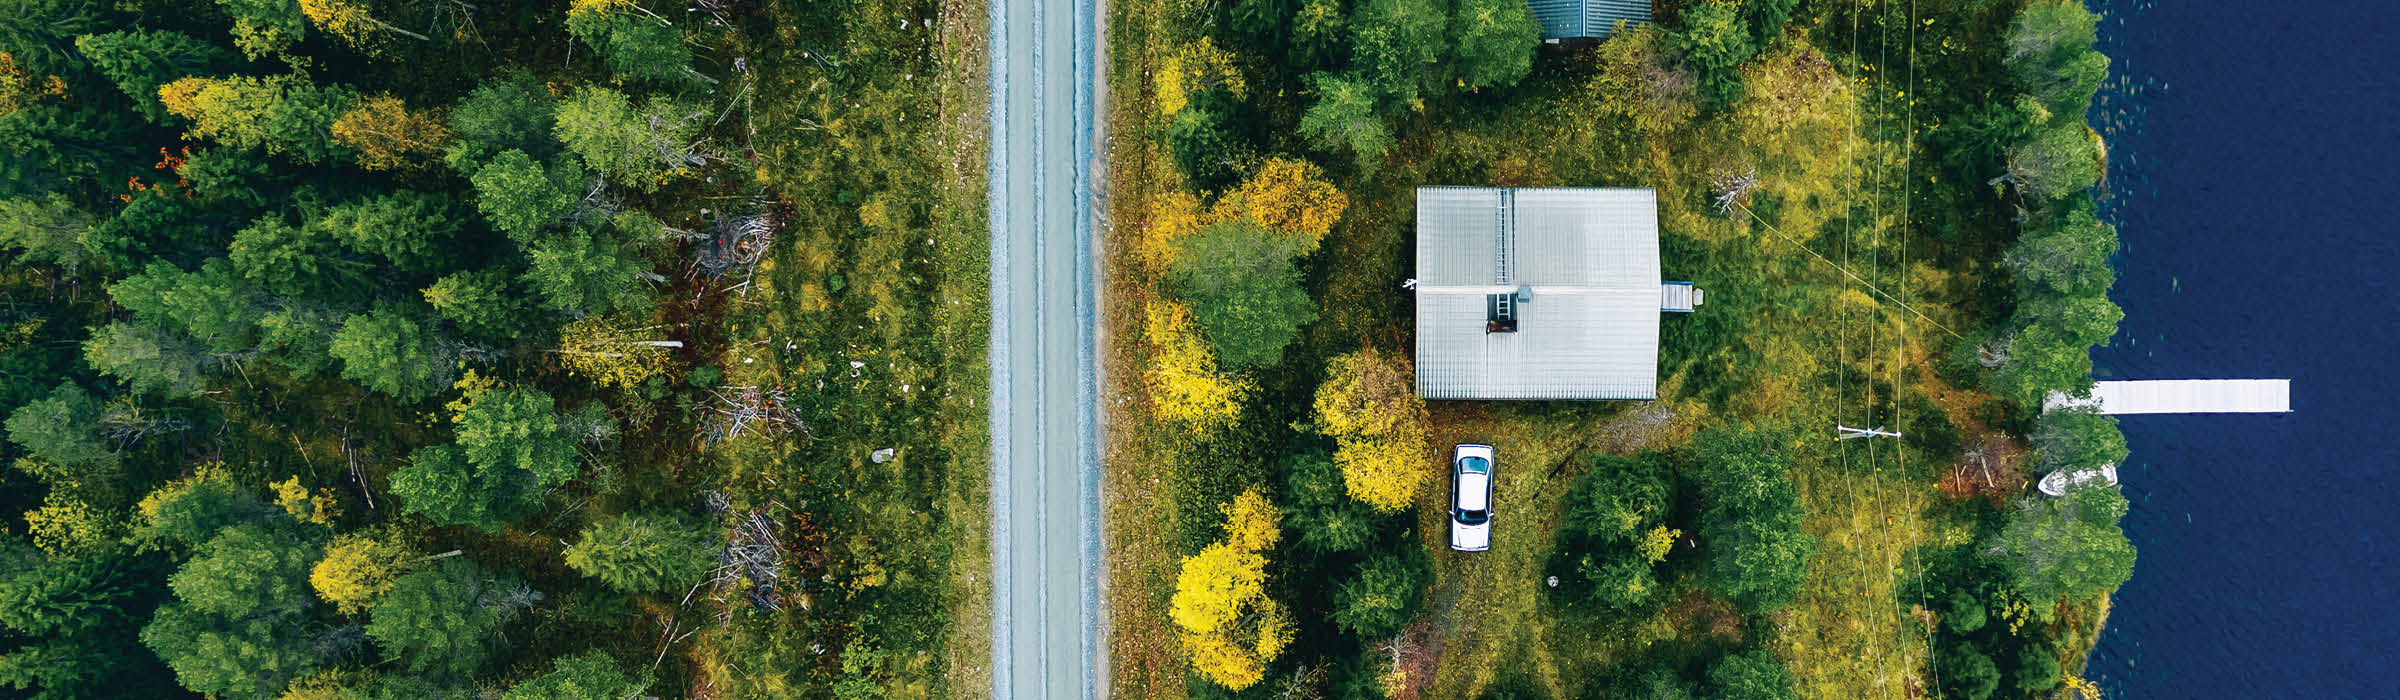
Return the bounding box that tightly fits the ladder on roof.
[1494,189,1513,284]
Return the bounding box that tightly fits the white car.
[1449,444,1494,552]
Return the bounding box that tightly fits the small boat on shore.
[2038,463,2121,497]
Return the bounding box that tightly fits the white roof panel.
[1413,187,1662,401]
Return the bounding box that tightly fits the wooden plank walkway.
[2046,379,2291,415]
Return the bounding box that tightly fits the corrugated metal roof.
[1528,0,1651,40]
[1414,187,1660,401]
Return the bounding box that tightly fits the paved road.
[986,0,1099,689]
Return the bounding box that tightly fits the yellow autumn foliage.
[1328,427,1431,513]
[1181,596,1293,691]
[0,53,67,116]
[271,476,341,526]
[1144,301,1247,429]
[25,494,108,557]
[557,314,677,389]
[1138,190,1205,274]
[298,0,376,46]
[1639,524,1681,564]
[1154,53,1188,118]
[568,0,635,17]
[1171,489,1292,691]
[331,95,453,171]
[1313,348,1433,512]
[1219,488,1280,553]
[311,531,414,615]
[156,76,210,122]
[1170,541,1265,635]
[136,461,233,523]
[1153,37,1243,119]
[1233,158,1347,247]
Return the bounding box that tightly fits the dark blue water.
[2086,1,2400,697]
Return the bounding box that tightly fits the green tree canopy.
[553,87,702,191]
[469,149,585,241]
[456,385,579,487]
[564,4,697,85]
[2004,123,2102,202]
[329,303,453,400]
[1332,549,1427,638]
[1688,427,1815,614]
[168,523,319,619]
[423,267,531,339]
[312,190,466,271]
[524,228,652,317]
[1668,1,1756,108]
[1446,0,1535,90]
[365,559,536,676]
[2029,407,2126,473]
[1705,650,1797,700]
[1297,74,1390,172]
[83,321,208,396]
[501,649,649,700]
[1167,91,1245,192]
[72,29,236,123]
[1936,642,2000,700]
[2005,205,2118,298]
[4,383,115,469]
[389,444,528,531]
[109,259,262,353]
[2004,0,2106,116]
[229,216,348,297]
[1553,452,1676,610]
[1278,450,1380,556]
[446,74,561,172]
[1166,220,1315,369]
[562,512,718,593]
[1347,0,1444,103]
[141,601,321,700]
[0,193,90,273]
[1989,486,2136,602]
[0,553,180,699]
[134,465,277,546]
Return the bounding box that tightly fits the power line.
[1733,202,1965,340]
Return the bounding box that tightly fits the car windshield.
[1459,456,1490,474]
[1457,509,1489,525]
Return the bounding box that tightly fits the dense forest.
[0,0,987,697]
[1103,0,2129,698]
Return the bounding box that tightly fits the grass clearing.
[691,0,989,694]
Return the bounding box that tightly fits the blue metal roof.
[1527,0,1651,40]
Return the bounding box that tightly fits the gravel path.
[986,0,1100,690]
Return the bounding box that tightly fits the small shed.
[1413,187,1687,401]
[1526,0,1652,41]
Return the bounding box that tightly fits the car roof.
[1457,472,1489,511]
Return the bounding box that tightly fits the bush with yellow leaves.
[1143,300,1248,430]
[310,530,415,615]
[1153,37,1242,119]
[1170,488,1293,691]
[1232,158,1347,248]
[1313,348,1433,513]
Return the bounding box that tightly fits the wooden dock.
[1661,282,1701,313]
[2046,379,2291,415]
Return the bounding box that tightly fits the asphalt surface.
[986,0,1099,689]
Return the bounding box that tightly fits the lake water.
[2085,1,2400,696]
